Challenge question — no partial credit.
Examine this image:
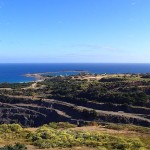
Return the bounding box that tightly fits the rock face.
[0,95,150,127]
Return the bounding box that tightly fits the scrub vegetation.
[0,122,149,150]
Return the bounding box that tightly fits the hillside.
[0,74,150,127]
[0,73,150,149]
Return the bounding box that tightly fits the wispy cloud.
[102,46,119,51]
[131,0,137,6]
[131,2,136,6]
[70,44,121,52]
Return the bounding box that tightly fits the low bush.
[0,124,30,140]
[0,143,27,150]
[0,123,147,149]
[44,122,76,129]
[28,126,145,149]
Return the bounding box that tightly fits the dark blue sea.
[0,63,150,83]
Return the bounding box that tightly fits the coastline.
[24,70,88,81]
[1,63,150,83]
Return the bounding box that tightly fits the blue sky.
[0,0,150,63]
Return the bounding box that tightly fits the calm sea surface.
[0,63,150,83]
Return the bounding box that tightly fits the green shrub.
[0,123,146,149]
[44,122,76,129]
[0,143,27,150]
[0,124,30,140]
[0,124,23,133]
[28,126,145,149]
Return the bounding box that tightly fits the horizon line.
[0,62,150,64]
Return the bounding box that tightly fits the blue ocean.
[1,63,150,83]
